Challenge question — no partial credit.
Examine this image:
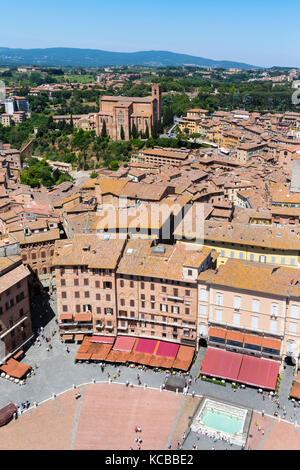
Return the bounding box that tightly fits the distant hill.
[0,47,258,69]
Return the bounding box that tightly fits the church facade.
[96,84,161,140]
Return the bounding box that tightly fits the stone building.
[96,84,161,140]
[0,236,32,363]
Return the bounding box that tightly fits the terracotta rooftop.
[199,258,300,297]
[117,238,211,281]
[53,234,126,269]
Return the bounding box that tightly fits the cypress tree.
[131,122,138,139]
[120,125,125,140]
[101,120,107,138]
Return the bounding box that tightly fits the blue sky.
[1,0,299,67]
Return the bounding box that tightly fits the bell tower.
[152,84,161,121]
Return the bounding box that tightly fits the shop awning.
[106,349,131,363]
[0,358,31,379]
[244,334,263,347]
[237,355,280,390]
[90,343,112,360]
[75,352,92,361]
[148,355,175,369]
[112,336,136,352]
[13,350,24,360]
[59,314,73,321]
[226,330,244,343]
[90,335,115,344]
[208,327,226,339]
[135,338,158,354]
[172,345,195,371]
[156,341,179,358]
[62,334,73,341]
[290,381,300,400]
[262,337,281,352]
[74,313,92,322]
[200,347,243,381]
[290,372,300,399]
[74,334,84,342]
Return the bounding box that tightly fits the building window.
[76,305,80,313]
[74,279,79,286]
[120,299,125,306]
[105,308,113,315]
[185,308,190,315]
[271,303,278,317]
[120,280,124,288]
[173,288,179,297]
[130,281,134,288]
[250,254,254,261]
[161,304,167,312]
[162,286,167,293]
[270,319,277,333]
[289,322,297,333]
[200,305,206,316]
[172,306,179,314]
[252,299,260,313]
[188,269,193,276]
[200,289,207,301]
[106,294,111,301]
[95,281,100,288]
[150,283,155,291]
[251,316,258,329]
[185,290,190,296]
[84,279,89,286]
[233,313,240,326]
[61,279,66,286]
[75,292,80,298]
[234,296,241,310]
[291,305,299,319]
[281,257,286,265]
[96,294,101,300]
[62,305,68,312]
[271,256,276,264]
[216,309,222,322]
[216,294,223,306]
[230,251,235,258]
[141,282,145,289]
[239,252,243,260]
[130,300,135,307]
[62,292,67,299]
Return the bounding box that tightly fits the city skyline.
[0,0,299,68]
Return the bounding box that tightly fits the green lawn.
[63,74,95,83]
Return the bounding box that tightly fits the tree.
[101,120,107,138]
[90,171,98,178]
[120,125,125,140]
[109,160,119,171]
[145,122,149,139]
[162,105,174,127]
[151,121,159,139]
[131,122,138,139]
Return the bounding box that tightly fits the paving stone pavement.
[0,292,299,450]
